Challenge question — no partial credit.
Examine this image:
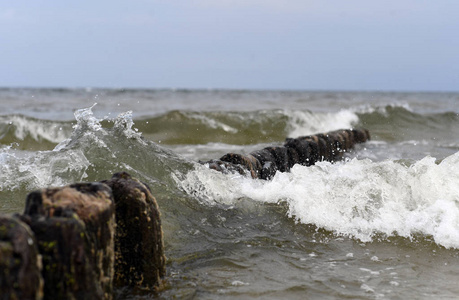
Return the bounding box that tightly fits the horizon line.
[1,85,459,94]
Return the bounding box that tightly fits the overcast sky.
[1,1,458,91]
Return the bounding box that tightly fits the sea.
[1,88,458,299]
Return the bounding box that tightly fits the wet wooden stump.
[23,182,115,300]
[102,172,166,290]
[0,214,43,300]
[1,173,166,298]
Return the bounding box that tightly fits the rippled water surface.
[1,88,459,299]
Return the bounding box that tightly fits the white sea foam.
[286,109,359,137]
[285,102,415,138]
[178,151,459,249]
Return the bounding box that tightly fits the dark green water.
[1,88,459,299]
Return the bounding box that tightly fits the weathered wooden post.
[0,214,43,300]
[1,172,167,298]
[102,172,166,291]
[23,182,115,300]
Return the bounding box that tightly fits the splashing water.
[177,152,459,249]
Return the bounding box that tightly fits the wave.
[177,152,459,249]
[1,103,457,149]
[126,108,361,145]
[0,109,340,148]
[2,103,459,250]
[112,104,459,152]
[356,104,459,143]
[0,106,193,213]
[0,115,73,150]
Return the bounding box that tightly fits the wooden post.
[0,214,43,300]
[102,172,166,290]
[23,182,115,300]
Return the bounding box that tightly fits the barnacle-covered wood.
[102,172,166,290]
[0,214,43,300]
[23,182,115,300]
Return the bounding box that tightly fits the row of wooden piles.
[202,128,371,179]
[0,172,165,300]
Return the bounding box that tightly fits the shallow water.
[1,88,459,299]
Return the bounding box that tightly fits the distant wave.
[0,115,73,150]
[2,104,457,151]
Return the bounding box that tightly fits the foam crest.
[287,109,359,137]
[354,102,413,115]
[176,163,247,206]
[179,152,459,248]
[113,110,145,142]
[73,103,103,132]
[55,105,144,151]
[0,115,70,143]
[54,104,106,151]
[187,112,238,133]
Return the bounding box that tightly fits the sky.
[1,1,458,91]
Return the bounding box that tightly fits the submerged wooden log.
[102,172,166,290]
[202,128,371,179]
[23,182,115,300]
[0,214,43,300]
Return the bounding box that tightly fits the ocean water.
[1,88,459,299]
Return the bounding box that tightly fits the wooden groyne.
[202,128,371,179]
[0,173,165,300]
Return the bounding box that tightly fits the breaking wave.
[177,152,459,249]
